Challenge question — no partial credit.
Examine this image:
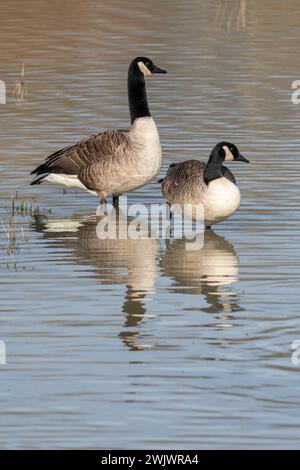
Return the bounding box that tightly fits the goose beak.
[152,65,167,74]
[236,154,249,163]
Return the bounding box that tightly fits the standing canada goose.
[31,57,167,205]
[32,213,159,351]
[160,142,249,228]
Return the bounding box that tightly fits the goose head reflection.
[31,212,159,351]
[161,229,243,314]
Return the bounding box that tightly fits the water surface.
[1,0,300,449]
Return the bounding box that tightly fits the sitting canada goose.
[30,57,167,206]
[160,142,249,228]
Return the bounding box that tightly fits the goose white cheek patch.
[138,61,152,76]
[223,146,234,161]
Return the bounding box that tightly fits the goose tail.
[30,174,48,185]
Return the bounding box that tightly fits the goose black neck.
[204,150,224,185]
[128,65,151,124]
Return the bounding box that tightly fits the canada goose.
[30,57,167,206]
[160,142,249,228]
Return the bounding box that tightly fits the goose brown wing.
[165,160,206,181]
[31,130,129,177]
[165,161,236,185]
[161,160,207,201]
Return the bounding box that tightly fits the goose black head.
[129,57,167,77]
[204,142,249,184]
[215,142,249,163]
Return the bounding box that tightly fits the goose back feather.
[161,160,236,204]
[31,130,129,180]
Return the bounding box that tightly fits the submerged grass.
[0,193,52,256]
[14,199,52,216]
[12,63,26,101]
[215,0,247,31]
[3,193,53,216]
[0,215,28,256]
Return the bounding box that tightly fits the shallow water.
[1,0,300,449]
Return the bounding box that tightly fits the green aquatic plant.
[0,193,52,255]
[8,193,53,217]
[215,0,247,31]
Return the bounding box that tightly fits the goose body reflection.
[34,214,158,291]
[161,230,242,313]
[31,213,160,350]
[160,142,249,228]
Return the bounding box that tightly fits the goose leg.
[97,191,107,205]
[113,195,119,207]
[167,202,172,220]
[167,202,173,239]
